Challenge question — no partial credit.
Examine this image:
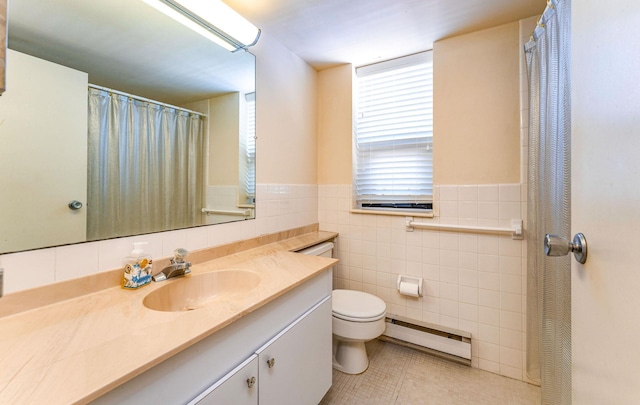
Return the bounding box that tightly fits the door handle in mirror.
[68,200,83,210]
[544,233,588,264]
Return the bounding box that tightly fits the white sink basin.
[143,269,261,312]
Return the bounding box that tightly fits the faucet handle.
[173,248,189,263]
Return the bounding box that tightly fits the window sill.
[350,208,434,218]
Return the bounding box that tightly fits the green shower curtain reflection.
[87,88,205,241]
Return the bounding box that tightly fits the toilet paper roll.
[399,281,420,297]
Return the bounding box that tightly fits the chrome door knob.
[68,200,83,210]
[544,233,588,264]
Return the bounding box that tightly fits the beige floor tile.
[320,339,540,405]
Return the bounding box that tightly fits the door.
[189,355,258,405]
[571,1,640,403]
[0,50,88,253]
[256,297,332,405]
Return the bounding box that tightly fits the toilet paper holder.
[397,275,423,297]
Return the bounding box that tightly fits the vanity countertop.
[0,231,337,405]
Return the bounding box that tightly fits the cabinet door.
[190,355,258,405]
[256,297,332,405]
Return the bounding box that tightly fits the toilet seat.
[332,289,386,322]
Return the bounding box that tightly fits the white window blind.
[355,51,433,210]
[242,92,256,202]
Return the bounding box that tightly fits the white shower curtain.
[87,88,205,241]
[525,0,571,404]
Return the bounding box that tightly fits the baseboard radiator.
[380,315,472,366]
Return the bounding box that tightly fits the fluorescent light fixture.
[142,0,261,52]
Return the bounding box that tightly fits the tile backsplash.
[0,184,318,294]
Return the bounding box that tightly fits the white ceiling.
[226,0,545,70]
[8,0,256,105]
[7,0,545,104]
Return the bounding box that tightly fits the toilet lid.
[332,289,387,322]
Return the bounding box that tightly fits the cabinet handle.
[267,358,276,368]
[246,376,256,388]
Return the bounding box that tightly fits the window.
[239,92,256,204]
[354,51,433,212]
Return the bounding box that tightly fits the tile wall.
[318,184,526,380]
[0,184,318,294]
[204,185,241,225]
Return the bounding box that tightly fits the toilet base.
[332,338,369,374]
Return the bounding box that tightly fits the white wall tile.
[499,184,521,202]
[55,242,100,281]
[478,202,500,220]
[440,266,459,284]
[478,236,499,255]
[422,264,439,281]
[422,231,439,248]
[440,250,459,268]
[500,274,522,294]
[500,292,522,312]
[478,185,499,202]
[186,226,209,252]
[499,236,523,257]
[459,302,478,322]
[459,269,478,289]
[2,248,56,293]
[459,202,478,219]
[406,246,422,263]
[440,315,459,330]
[479,324,500,345]
[439,185,459,201]
[458,185,478,201]
[501,328,523,351]
[441,283,459,301]
[459,253,478,271]
[390,244,406,260]
[478,254,499,273]
[500,347,523,369]
[459,285,478,305]
[459,235,478,253]
[479,341,500,362]
[439,201,459,218]
[99,236,135,272]
[501,310,523,331]
[499,202,521,220]
[479,307,501,327]
[500,256,522,275]
[479,272,500,291]
[479,289,501,309]
[439,233,459,251]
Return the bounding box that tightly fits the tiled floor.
[320,339,540,404]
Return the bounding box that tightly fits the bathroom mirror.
[0,0,256,254]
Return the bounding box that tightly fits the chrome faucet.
[152,248,192,282]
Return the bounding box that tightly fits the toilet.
[298,242,387,375]
[331,289,387,374]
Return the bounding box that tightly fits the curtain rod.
[88,84,207,117]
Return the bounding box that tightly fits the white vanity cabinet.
[256,297,332,405]
[191,296,331,405]
[91,268,332,405]
[190,355,259,405]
